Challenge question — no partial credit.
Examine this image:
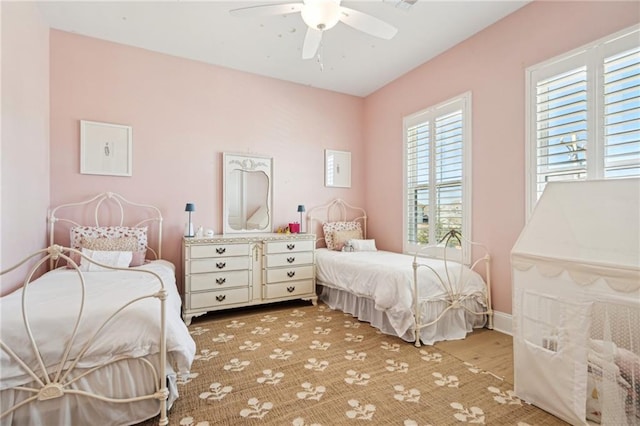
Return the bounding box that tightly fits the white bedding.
[1,355,177,426]
[0,260,195,390]
[315,249,487,343]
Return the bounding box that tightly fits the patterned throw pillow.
[68,226,148,267]
[81,236,138,252]
[80,236,146,266]
[332,229,363,251]
[322,221,362,250]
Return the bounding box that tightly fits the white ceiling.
[36,0,531,97]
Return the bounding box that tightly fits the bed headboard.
[48,192,164,268]
[307,199,367,248]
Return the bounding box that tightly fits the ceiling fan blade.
[302,27,322,59]
[338,6,398,40]
[229,3,303,17]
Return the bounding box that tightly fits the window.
[526,25,640,215]
[403,92,471,256]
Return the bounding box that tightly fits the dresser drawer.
[264,280,314,300]
[265,265,314,284]
[265,251,314,268]
[190,243,250,258]
[188,270,249,292]
[264,240,314,254]
[189,256,249,274]
[189,287,249,309]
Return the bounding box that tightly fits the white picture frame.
[80,120,132,176]
[325,149,351,188]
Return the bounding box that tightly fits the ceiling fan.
[230,0,398,60]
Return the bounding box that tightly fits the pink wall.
[363,1,640,315]
[49,31,365,291]
[1,2,50,295]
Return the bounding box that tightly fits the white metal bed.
[308,199,493,347]
[0,192,195,425]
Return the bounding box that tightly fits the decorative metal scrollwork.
[216,294,226,302]
[287,271,295,278]
[216,277,226,285]
[216,247,226,254]
[287,257,295,263]
[287,286,295,293]
[286,244,295,250]
[216,262,226,269]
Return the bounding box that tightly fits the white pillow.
[350,239,377,252]
[80,248,133,272]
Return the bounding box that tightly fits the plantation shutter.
[603,46,640,178]
[404,94,469,254]
[434,110,463,241]
[534,66,588,201]
[527,25,640,214]
[406,121,429,245]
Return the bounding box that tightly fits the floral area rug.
[141,301,568,425]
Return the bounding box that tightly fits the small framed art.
[325,149,351,188]
[80,120,132,176]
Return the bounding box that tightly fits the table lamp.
[297,204,306,233]
[185,203,196,237]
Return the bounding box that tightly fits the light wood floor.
[434,328,514,384]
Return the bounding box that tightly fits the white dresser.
[182,233,316,325]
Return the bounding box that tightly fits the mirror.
[223,153,273,234]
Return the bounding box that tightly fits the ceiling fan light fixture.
[301,0,341,31]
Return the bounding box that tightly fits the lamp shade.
[297,205,306,213]
[185,203,196,212]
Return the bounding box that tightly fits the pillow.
[332,229,363,251]
[79,248,133,272]
[81,236,146,267]
[81,236,138,251]
[323,221,362,250]
[69,226,148,267]
[350,239,378,252]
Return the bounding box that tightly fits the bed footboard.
[412,230,493,347]
[0,245,170,425]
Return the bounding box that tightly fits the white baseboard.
[491,310,513,336]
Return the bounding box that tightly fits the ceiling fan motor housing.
[301,0,341,31]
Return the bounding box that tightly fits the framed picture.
[325,149,351,188]
[80,120,132,176]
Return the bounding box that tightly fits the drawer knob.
[216,247,226,255]
[287,271,296,278]
[215,294,226,302]
[287,257,295,263]
[216,262,226,269]
[287,286,295,293]
[286,243,295,250]
[216,277,226,285]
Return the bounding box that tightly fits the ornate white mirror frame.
[222,152,273,234]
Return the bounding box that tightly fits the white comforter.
[315,249,487,338]
[0,260,195,390]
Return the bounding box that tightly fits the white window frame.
[403,92,472,259]
[525,24,640,218]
